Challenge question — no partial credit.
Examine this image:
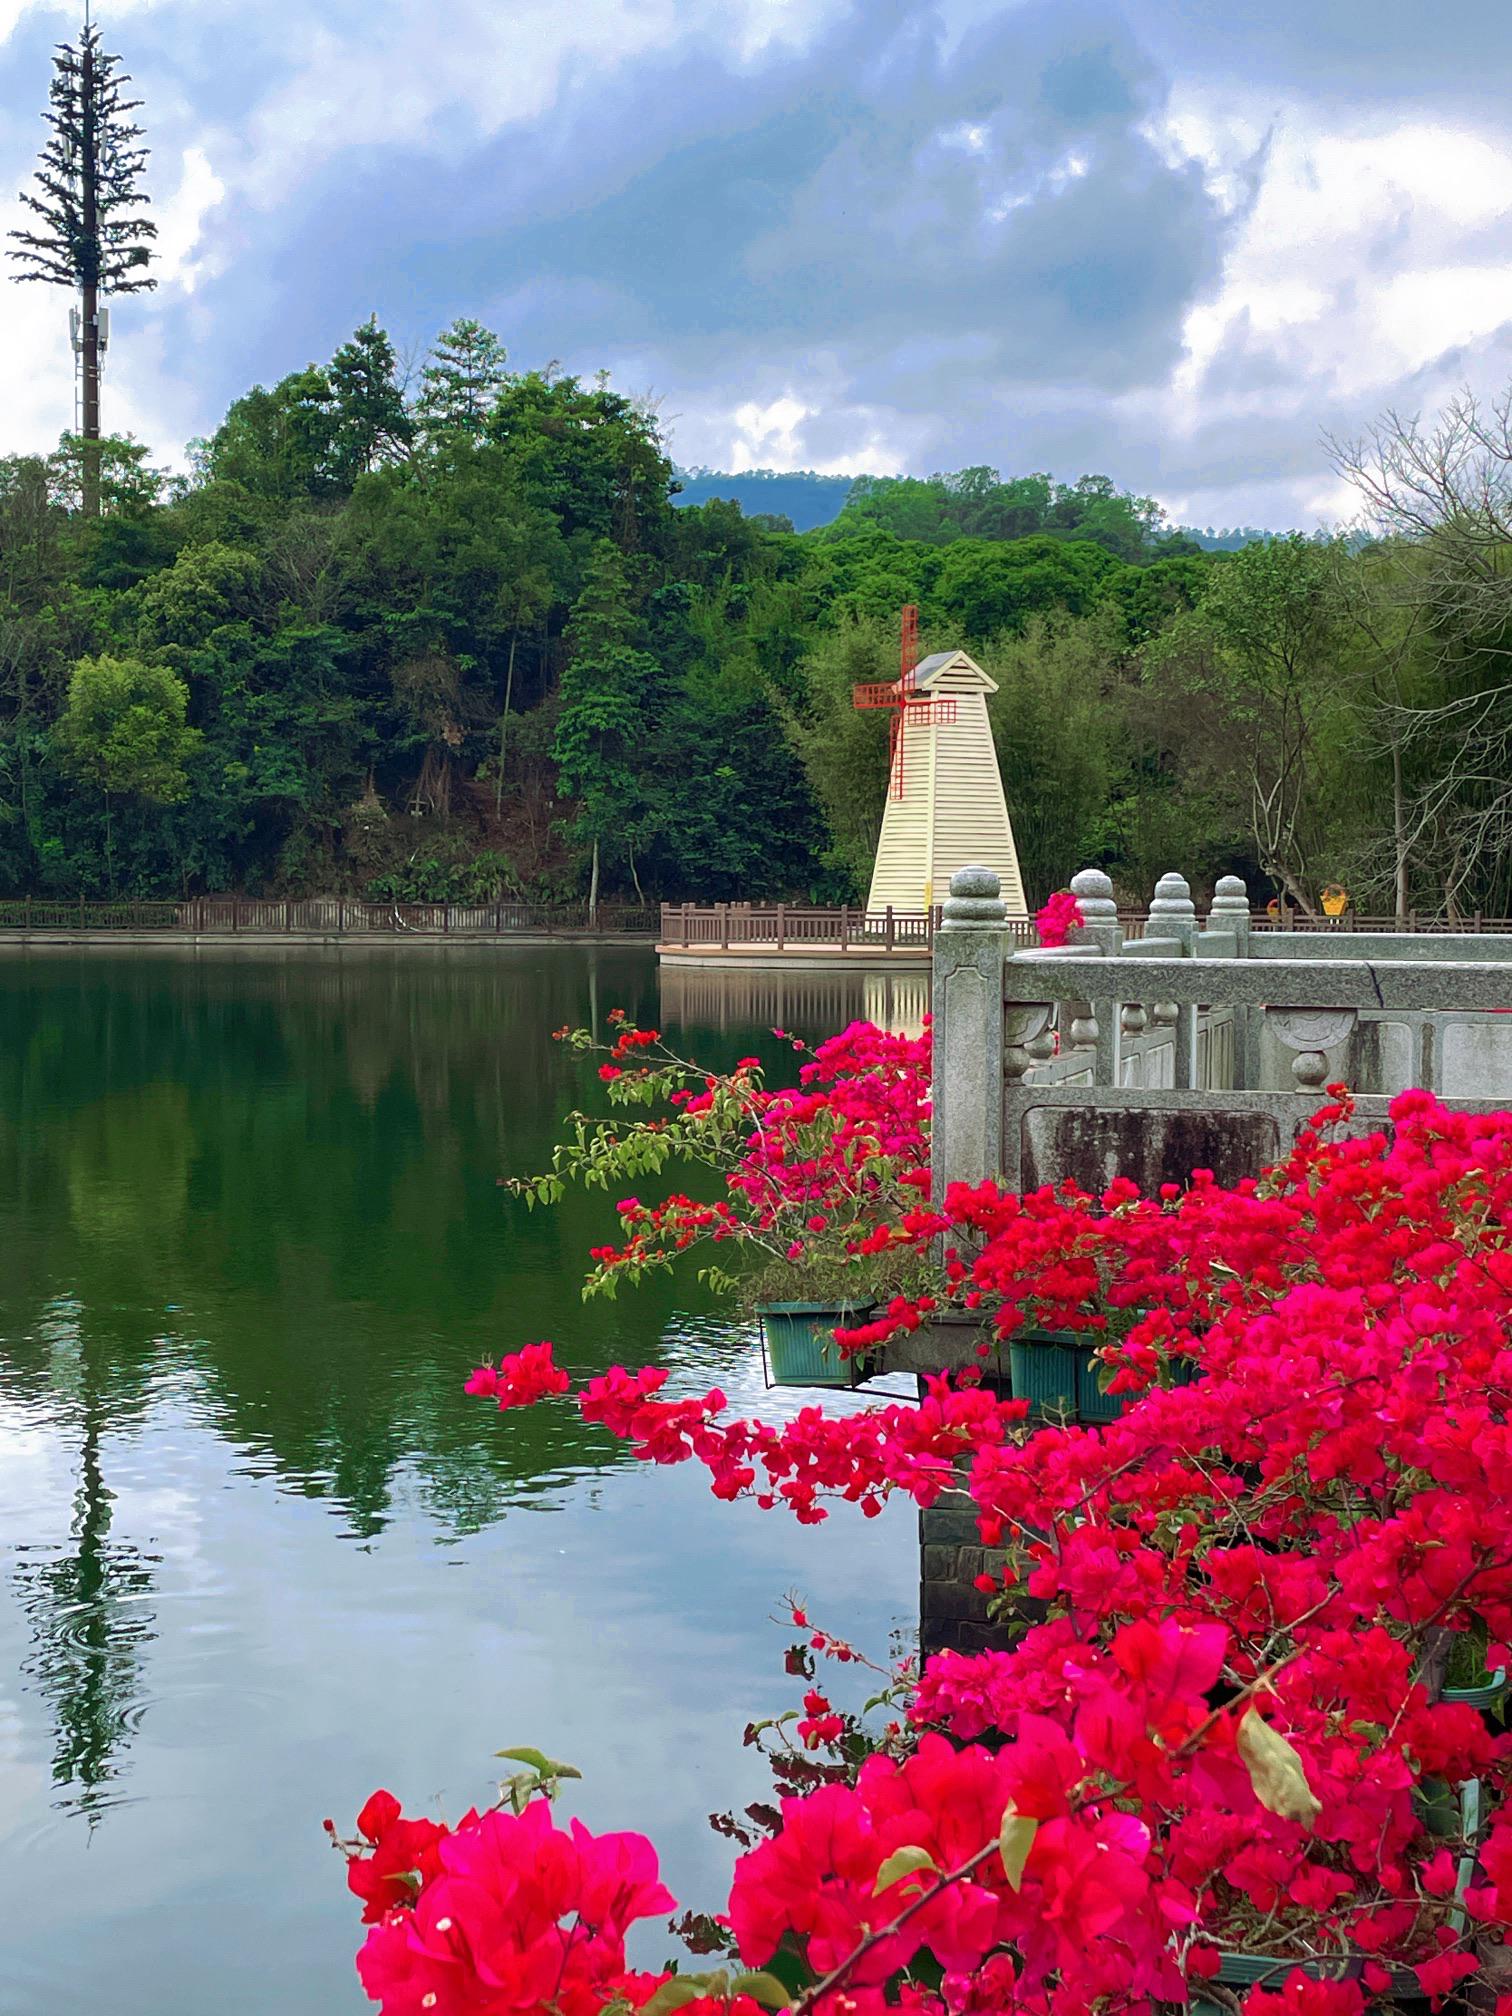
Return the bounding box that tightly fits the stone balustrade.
[933,865,1512,1200]
[916,867,1512,1651]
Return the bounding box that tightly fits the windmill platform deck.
[657,939,932,973]
[656,903,1034,972]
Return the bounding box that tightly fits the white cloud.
[659,90,1512,520]
[1121,99,1512,522]
[665,374,913,478]
[724,393,901,475]
[152,143,226,292]
[238,0,849,206]
[1167,108,1512,405]
[0,0,167,43]
[989,143,1095,220]
[6,1,1512,527]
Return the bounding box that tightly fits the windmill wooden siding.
[865,651,1027,917]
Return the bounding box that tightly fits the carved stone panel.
[1018,1105,1283,1195]
[941,964,991,1182]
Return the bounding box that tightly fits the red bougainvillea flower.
[464,1342,570,1410]
[1034,890,1084,948]
[350,1798,676,2016]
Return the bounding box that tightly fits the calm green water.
[0,946,922,2015]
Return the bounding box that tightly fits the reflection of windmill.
[15,1319,154,1821]
[852,605,957,801]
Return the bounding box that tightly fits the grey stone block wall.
[920,1479,1009,1655]
[918,1415,1045,1658]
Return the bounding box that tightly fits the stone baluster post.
[932,866,1007,1201]
[1149,870,1199,1088]
[1208,875,1251,954]
[1207,875,1254,1088]
[1266,1009,1359,1094]
[1070,866,1123,955]
[1068,867,1121,1085]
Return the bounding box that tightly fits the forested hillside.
[2,318,1508,917]
[671,468,1274,554]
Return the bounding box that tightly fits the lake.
[0,945,927,2015]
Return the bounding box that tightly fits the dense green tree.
[952,470,1053,542]
[416,319,509,441]
[986,611,1122,901]
[1045,473,1164,561]
[552,542,658,914]
[824,468,1164,562]
[55,654,200,803]
[327,319,414,483]
[1142,536,1354,912]
[931,535,1118,638]
[487,373,673,554]
[1101,554,1209,646]
[7,336,1508,919]
[47,432,166,518]
[778,617,896,893]
[136,541,262,648]
[195,368,340,500]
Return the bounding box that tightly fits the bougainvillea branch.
[341,1019,1512,2015]
[512,1017,934,1304]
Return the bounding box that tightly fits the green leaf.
[872,1844,938,1895]
[493,1745,580,1780]
[729,1972,793,2009]
[998,1806,1037,1891]
[495,1744,553,1772]
[638,1975,719,2016]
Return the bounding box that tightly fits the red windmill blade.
[852,604,956,799]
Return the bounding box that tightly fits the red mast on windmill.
[852,604,957,800]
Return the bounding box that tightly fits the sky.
[2,0,1511,529]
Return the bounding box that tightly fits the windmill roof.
[915,648,999,695]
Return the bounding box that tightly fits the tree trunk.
[627,835,645,906]
[16,649,31,845]
[1391,734,1409,929]
[1267,857,1318,920]
[80,37,101,519]
[495,630,517,813]
[588,835,600,929]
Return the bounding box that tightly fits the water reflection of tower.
[15,1304,155,1821]
[658,967,929,1041]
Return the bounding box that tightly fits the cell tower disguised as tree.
[7,13,157,517]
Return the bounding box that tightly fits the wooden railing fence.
[0,898,662,936]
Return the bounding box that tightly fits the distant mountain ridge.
[671,465,859,530]
[671,466,1277,548]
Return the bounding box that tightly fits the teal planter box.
[1217,1953,1361,1989]
[1010,1331,1199,1424]
[1192,1779,1481,2010]
[758,1303,874,1389]
[1078,1352,1127,1425]
[1443,1665,1507,1710]
[1008,1332,1082,1419]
